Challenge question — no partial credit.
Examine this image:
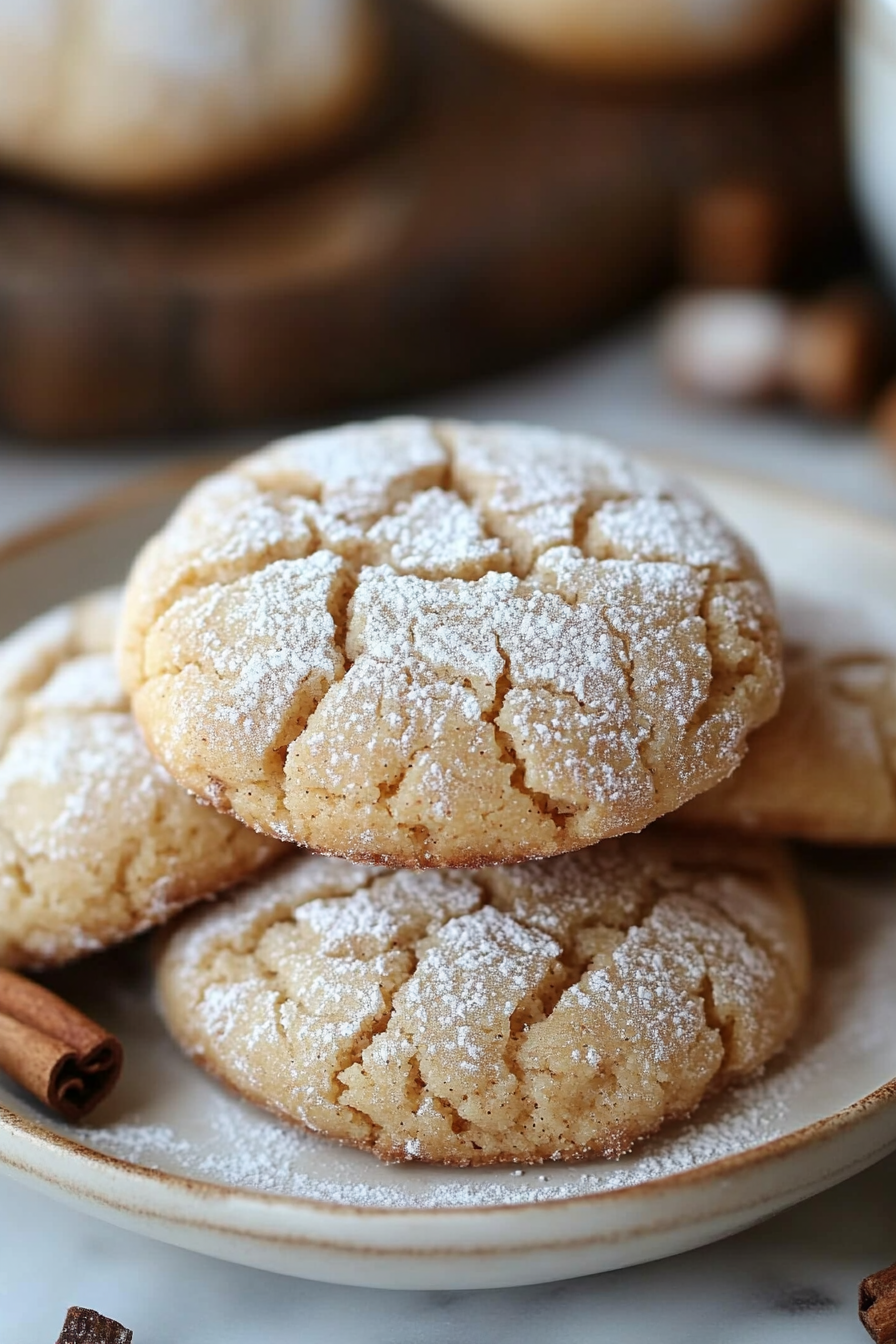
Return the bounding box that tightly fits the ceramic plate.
[1,461,895,1291]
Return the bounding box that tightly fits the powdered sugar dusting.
[123,418,780,865]
[0,590,281,971]
[148,553,347,766]
[29,654,126,714]
[50,861,896,1210]
[366,488,509,578]
[243,418,447,527]
[0,604,76,702]
[679,638,896,841]
[587,496,746,573]
[0,715,170,862]
[151,836,806,1166]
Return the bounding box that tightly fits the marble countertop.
[1,318,895,1342]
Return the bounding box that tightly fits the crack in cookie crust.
[156,833,810,1165]
[120,419,783,865]
[0,591,284,971]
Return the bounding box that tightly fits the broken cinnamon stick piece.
[860,1260,896,1343]
[56,1306,133,1344]
[0,969,122,1122]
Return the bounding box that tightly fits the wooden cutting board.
[0,4,848,438]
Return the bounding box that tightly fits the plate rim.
[3,1077,896,1230]
[1,449,896,1232]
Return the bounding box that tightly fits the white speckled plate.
[1,460,895,1291]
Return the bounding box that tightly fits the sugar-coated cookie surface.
[676,648,896,843]
[0,591,283,971]
[0,0,382,194]
[120,419,783,866]
[157,834,810,1165]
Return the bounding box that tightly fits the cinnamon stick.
[0,969,122,1122]
[679,181,789,289]
[56,1306,133,1344]
[860,1261,896,1343]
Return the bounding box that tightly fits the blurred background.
[2,0,896,531]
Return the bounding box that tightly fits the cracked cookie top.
[0,590,283,971]
[675,647,896,843]
[156,833,809,1164]
[120,419,783,866]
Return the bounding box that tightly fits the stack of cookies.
[3,419,893,1166]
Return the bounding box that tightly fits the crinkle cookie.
[120,418,783,866]
[675,648,896,844]
[420,0,828,79]
[0,591,284,971]
[0,0,384,195]
[157,833,809,1165]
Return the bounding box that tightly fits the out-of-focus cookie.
[119,417,783,867]
[0,591,284,971]
[0,0,383,195]
[674,648,896,844]
[422,0,830,79]
[157,833,809,1165]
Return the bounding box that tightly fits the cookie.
[119,418,783,867]
[674,647,896,843]
[422,0,829,78]
[0,590,284,971]
[0,0,383,195]
[157,832,809,1165]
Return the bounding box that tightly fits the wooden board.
[0,4,848,438]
